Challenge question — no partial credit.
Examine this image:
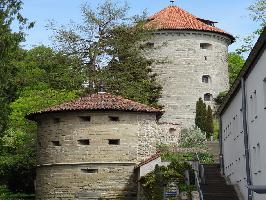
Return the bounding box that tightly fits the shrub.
[178,128,206,149]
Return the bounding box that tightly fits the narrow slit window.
[145,42,154,48]
[200,43,212,50]
[109,116,119,122]
[108,139,120,145]
[253,90,258,119]
[263,77,266,109]
[81,169,98,173]
[52,141,61,146]
[79,116,91,122]
[78,139,90,145]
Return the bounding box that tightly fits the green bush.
[178,128,206,149]
[0,185,35,200]
[139,160,192,200]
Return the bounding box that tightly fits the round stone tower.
[27,93,162,200]
[145,6,235,127]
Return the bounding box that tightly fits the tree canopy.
[51,0,161,105]
[0,0,34,135]
[236,0,266,55]
[228,52,245,87]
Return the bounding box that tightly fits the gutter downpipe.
[219,117,225,175]
[241,78,252,200]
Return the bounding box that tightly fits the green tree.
[205,106,214,138]
[228,52,245,86]
[104,24,162,105]
[51,0,161,105]
[195,98,207,132]
[0,85,78,193]
[0,0,33,135]
[14,46,85,91]
[0,46,84,194]
[237,0,266,54]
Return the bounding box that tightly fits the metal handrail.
[195,170,204,200]
[195,153,205,200]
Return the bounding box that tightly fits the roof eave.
[150,28,235,43]
[26,109,164,122]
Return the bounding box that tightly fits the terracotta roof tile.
[135,152,161,169]
[27,93,162,119]
[146,6,234,41]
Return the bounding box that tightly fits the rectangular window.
[109,116,119,122]
[108,139,120,145]
[52,141,61,146]
[79,116,91,122]
[81,169,98,173]
[200,43,212,50]
[78,139,90,145]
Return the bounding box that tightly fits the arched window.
[204,93,213,101]
[202,75,211,83]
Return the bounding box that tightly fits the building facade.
[219,28,266,200]
[145,6,234,127]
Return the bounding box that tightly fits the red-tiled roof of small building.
[27,92,163,120]
[145,6,234,42]
[135,152,161,169]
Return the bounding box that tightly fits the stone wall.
[35,111,181,199]
[137,121,181,160]
[36,164,137,200]
[146,30,231,127]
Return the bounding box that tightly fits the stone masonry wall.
[35,111,181,199]
[146,30,231,127]
[36,164,137,200]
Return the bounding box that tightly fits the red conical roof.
[27,93,162,120]
[146,6,234,41]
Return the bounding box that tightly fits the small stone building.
[27,92,180,199]
[145,5,235,127]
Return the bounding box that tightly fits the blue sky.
[19,0,258,52]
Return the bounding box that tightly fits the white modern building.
[218,27,266,200]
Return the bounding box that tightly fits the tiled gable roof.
[135,152,161,169]
[27,93,162,119]
[146,6,234,41]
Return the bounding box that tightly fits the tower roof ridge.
[146,5,234,42]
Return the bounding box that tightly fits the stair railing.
[195,153,205,200]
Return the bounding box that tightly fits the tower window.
[52,141,61,146]
[169,128,176,133]
[81,168,98,173]
[78,139,90,145]
[200,43,212,50]
[204,93,213,101]
[109,116,119,122]
[202,75,211,83]
[79,116,91,122]
[145,42,154,48]
[108,139,120,145]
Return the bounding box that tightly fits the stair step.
[200,164,239,200]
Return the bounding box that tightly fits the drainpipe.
[241,78,252,200]
[219,117,225,175]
